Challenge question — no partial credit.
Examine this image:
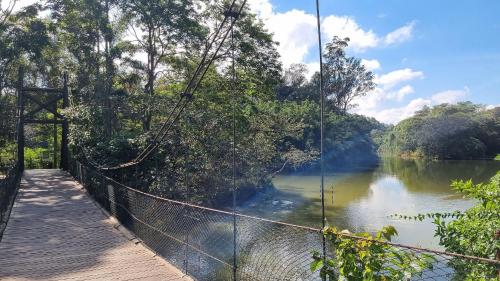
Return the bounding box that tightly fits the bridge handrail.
[69,159,500,280]
[0,161,22,241]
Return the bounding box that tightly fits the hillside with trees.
[377,102,500,159]
[0,2,381,203]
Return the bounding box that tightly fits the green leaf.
[310,259,323,272]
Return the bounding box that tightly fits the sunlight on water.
[264,158,500,249]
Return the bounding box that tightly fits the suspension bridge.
[1,0,499,280]
[0,169,190,281]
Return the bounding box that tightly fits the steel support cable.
[102,3,237,169]
[230,21,238,281]
[315,0,327,268]
[98,0,247,171]
[133,0,239,163]
[73,161,500,266]
[130,0,248,166]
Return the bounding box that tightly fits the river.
[241,157,500,249]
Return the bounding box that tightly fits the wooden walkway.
[0,170,191,281]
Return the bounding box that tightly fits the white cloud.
[377,68,423,89]
[248,0,416,68]
[352,67,423,115]
[322,16,416,52]
[304,61,320,79]
[356,87,472,124]
[388,85,414,101]
[248,0,274,19]
[322,15,379,52]
[263,9,317,67]
[372,98,432,124]
[384,22,416,45]
[2,0,38,12]
[361,59,381,71]
[486,104,500,110]
[353,84,415,114]
[431,87,469,104]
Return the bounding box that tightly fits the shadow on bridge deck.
[0,169,191,281]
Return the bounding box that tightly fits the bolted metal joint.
[223,10,240,19]
[181,92,193,100]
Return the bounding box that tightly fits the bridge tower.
[16,68,69,171]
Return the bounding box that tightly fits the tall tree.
[323,36,375,114]
[118,0,204,131]
[48,0,124,136]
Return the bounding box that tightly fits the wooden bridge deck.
[0,170,191,281]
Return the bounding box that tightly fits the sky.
[248,0,500,123]
[7,0,500,124]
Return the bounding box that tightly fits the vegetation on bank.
[0,1,382,205]
[313,171,500,280]
[312,226,435,280]
[377,102,500,160]
[0,1,497,206]
[432,172,500,279]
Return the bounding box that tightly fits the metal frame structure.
[16,68,69,171]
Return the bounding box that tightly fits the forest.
[376,102,500,159]
[0,1,498,204]
[0,1,383,203]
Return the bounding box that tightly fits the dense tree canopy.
[6,0,496,204]
[378,102,500,159]
[323,37,375,114]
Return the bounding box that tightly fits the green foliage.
[0,1,378,205]
[312,226,435,280]
[23,147,53,169]
[0,93,16,145]
[394,172,500,280]
[495,154,500,161]
[0,144,16,168]
[433,173,500,280]
[277,57,383,171]
[323,37,376,114]
[378,103,500,159]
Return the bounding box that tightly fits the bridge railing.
[0,161,21,241]
[69,160,500,280]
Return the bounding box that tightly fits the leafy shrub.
[433,172,500,280]
[311,226,434,280]
[393,171,500,280]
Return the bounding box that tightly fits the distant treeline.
[376,102,500,160]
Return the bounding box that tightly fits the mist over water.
[245,158,500,249]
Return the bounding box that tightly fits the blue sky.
[249,0,500,123]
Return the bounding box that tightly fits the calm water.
[243,158,500,249]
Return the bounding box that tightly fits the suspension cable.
[230,20,238,281]
[134,0,239,162]
[315,0,327,268]
[93,0,248,171]
[130,0,248,166]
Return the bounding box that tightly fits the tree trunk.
[103,0,113,136]
[142,25,156,132]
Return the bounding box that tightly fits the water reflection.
[268,158,500,248]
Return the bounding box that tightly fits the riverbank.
[235,158,500,249]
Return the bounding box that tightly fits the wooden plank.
[0,170,191,281]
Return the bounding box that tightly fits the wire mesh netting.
[0,162,21,240]
[69,161,500,281]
